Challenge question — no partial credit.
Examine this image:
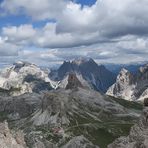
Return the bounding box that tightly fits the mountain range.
[0,58,147,101]
[50,58,116,92]
[105,62,147,74]
[0,58,147,148]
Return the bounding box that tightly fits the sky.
[0,0,148,67]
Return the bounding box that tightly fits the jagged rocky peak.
[71,57,94,65]
[106,68,135,100]
[14,61,33,67]
[0,61,56,96]
[107,64,148,101]
[13,61,36,72]
[137,64,148,80]
[50,57,116,92]
[0,121,27,148]
[65,73,83,89]
[117,68,134,85]
[1,61,39,78]
[139,64,148,73]
[108,107,148,148]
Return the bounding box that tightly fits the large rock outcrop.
[65,73,83,89]
[106,68,135,100]
[0,121,27,148]
[108,107,148,148]
[107,64,148,101]
[0,61,56,96]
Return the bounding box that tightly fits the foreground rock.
[0,87,142,148]
[0,121,27,148]
[108,107,148,148]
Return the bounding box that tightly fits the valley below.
[0,89,143,148]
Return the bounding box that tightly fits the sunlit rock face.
[0,61,57,96]
[107,64,148,101]
[106,68,135,101]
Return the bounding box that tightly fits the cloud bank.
[0,0,148,67]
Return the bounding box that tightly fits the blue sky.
[73,0,96,6]
[0,0,148,67]
[0,0,97,27]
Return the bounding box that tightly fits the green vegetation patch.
[106,96,143,110]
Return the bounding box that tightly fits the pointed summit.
[49,58,116,92]
[65,73,83,90]
[72,57,94,65]
[117,68,134,85]
[106,68,134,100]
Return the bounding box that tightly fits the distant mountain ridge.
[0,58,116,96]
[105,62,147,74]
[49,58,116,92]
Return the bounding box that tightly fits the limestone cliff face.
[108,107,148,148]
[0,61,55,96]
[107,64,148,101]
[106,68,135,100]
[0,121,27,148]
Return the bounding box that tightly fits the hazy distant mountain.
[105,63,147,74]
[106,64,148,101]
[49,58,116,92]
